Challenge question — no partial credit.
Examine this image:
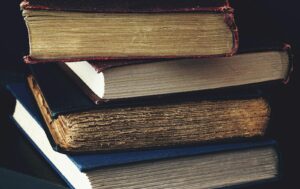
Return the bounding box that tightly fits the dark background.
[0,0,299,188]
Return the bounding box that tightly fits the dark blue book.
[27,64,273,153]
[7,81,279,189]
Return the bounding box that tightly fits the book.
[59,46,291,104]
[8,82,279,188]
[26,66,270,152]
[28,62,268,114]
[21,0,238,63]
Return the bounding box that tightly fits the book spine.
[20,1,49,11]
[223,9,239,57]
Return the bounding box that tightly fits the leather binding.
[21,0,239,64]
[21,0,230,13]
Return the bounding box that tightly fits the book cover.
[21,0,230,13]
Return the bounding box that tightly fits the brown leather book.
[21,0,238,63]
[28,74,270,152]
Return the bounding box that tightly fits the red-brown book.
[21,0,238,64]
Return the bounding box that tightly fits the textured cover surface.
[21,0,230,13]
[21,0,238,64]
[29,63,264,117]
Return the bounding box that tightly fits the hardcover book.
[59,45,291,104]
[21,0,238,63]
[8,82,279,189]
[26,64,271,152]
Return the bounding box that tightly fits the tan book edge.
[22,9,237,63]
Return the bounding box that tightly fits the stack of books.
[8,0,292,188]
